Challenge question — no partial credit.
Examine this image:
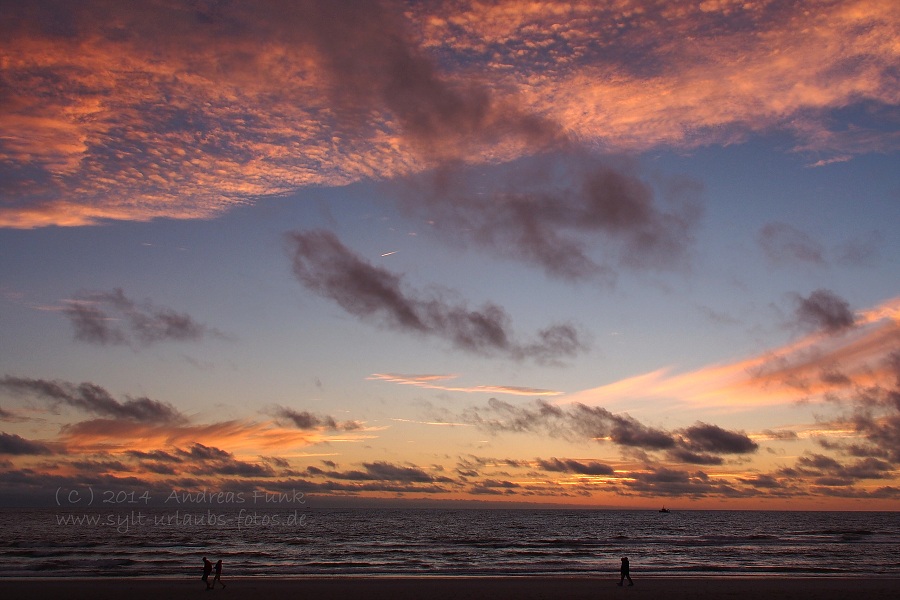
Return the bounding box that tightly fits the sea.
[1,507,898,578]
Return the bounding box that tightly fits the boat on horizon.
[659,507,670,513]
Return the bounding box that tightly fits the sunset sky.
[1,0,899,510]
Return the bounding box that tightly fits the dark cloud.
[536,457,614,476]
[452,454,531,480]
[261,455,291,469]
[759,222,826,265]
[63,301,127,345]
[621,467,741,498]
[607,416,675,450]
[786,452,894,483]
[68,459,129,473]
[360,461,436,483]
[470,479,520,495]
[738,474,785,489]
[0,467,342,507]
[312,460,437,484]
[820,368,852,387]
[141,462,179,475]
[401,151,702,282]
[0,432,53,455]
[0,406,24,422]
[759,224,884,269]
[823,352,900,463]
[844,458,894,479]
[666,448,724,465]
[793,289,856,333]
[836,231,883,266]
[761,429,799,441]
[300,479,450,495]
[465,398,662,449]
[819,438,891,460]
[58,418,151,439]
[0,376,185,424]
[666,422,759,464]
[286,229,588,363]
[462,399,759,464]
[280,1,564,160]
[128,443,274,478]
[0,469,167,507]
[62,288,225,346]
[568,403,676,449]
[126,449,181,463]
[678,422,758,454]
[462,398,568,437]
[273,406,361,431]
[203,459,274,478]
[178,443,232,462]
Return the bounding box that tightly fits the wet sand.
[1,577,898,599]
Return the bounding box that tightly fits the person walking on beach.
[202,556,213,590]
[212,559,226,589]
[618,556,634,586]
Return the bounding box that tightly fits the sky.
[1,0,899,510]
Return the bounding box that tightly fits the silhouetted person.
[618,556,634,586]
[213,559,226,589]
[202,556,213,590]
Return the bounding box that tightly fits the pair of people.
[202,557,226,590]
[617,556,634,586]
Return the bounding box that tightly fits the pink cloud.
[368,373,562,396]
[1,0,895,228]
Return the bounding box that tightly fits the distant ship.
[659,507,670,513]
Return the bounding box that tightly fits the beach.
[1,577,898,599]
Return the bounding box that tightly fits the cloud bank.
[1,0,895,228]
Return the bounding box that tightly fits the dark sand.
[1,577,898,599]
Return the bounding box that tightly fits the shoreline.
[2,573,900,580]
[1,576,898,600]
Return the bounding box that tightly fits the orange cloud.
[421,0,899,151]
[57,418,375,456]
[2,1,896,228]
[567,296,900,411]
